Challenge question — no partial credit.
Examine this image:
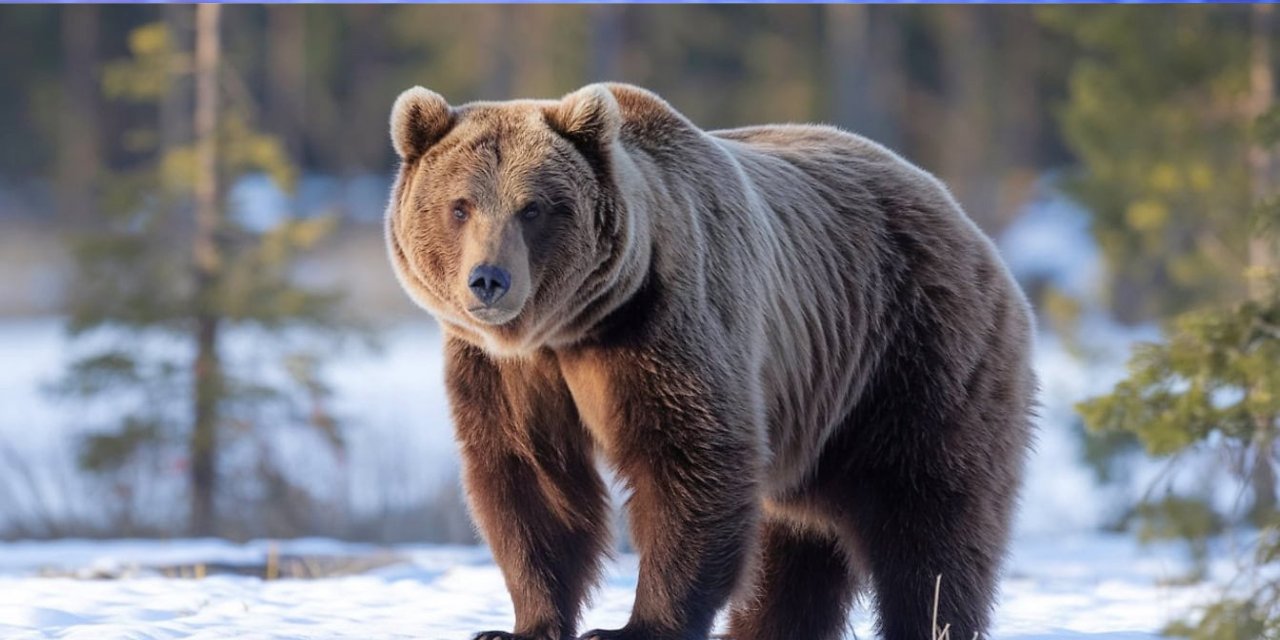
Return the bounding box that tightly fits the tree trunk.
[342,6,387,178]
[1248,3,1277,525]
[56,5,100,225]
[267,6,307,163]
[588,5,625,83]
[865,8,905,152]
[512,6,556,97]
[191,3,223,537]
[824,5,870,132]
[936,7,997,230]
[483,6,514,99]
[991,8,1042,233]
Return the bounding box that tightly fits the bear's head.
[386,84,642,355]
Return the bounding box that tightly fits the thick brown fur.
[385,83,1036,640]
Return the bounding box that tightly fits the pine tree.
[1041,6,1258,323]
[1067,6,1280,636]
[52,6,354,537]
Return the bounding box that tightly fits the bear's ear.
[390,86,453,162]
[545,84,621,148]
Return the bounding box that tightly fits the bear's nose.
[468,264,511,306]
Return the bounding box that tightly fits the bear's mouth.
[467,305,519,326]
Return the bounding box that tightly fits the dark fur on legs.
[840,471,1006,640]
[728,520,857,640]
[803,309,1029,640]
[448,341,611,640]
[560,338,764,640]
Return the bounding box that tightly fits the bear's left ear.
[390,86,454,162]
[545,84,621,149]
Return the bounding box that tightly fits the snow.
[0,535,1222,639]
[0,318,461,533]
[230,173,393,231]
[998,191,1105,302]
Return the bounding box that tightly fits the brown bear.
[384,83,1035,640]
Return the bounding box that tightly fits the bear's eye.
[519,203,541,221]
[451,206,469,222]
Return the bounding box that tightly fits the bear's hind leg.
[727,519,858,640]
[843,472,1009,640]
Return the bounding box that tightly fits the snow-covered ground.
[0,535,1223,639]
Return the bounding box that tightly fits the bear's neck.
[551,206,654,351]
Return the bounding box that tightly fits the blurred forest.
[0,6,1274,595]
[1,4,1076,273]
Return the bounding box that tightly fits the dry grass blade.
[266,541,279,580]
[933,574,943,640]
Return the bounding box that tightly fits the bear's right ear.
[545,84,621,150]
[390,86,453,162]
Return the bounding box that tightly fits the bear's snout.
[468,264,511,306]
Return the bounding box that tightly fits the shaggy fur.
[384,83,1036,640]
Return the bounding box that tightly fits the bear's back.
[697,123,1027,492]
[709,124,950,209]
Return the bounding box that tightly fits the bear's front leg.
[562,346,763,640]
[446,339,611,640]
